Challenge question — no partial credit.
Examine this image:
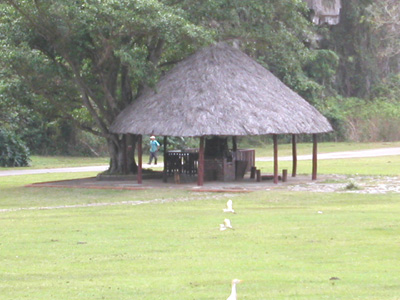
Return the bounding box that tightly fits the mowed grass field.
[1,142,400,299]
[255,141,400,176]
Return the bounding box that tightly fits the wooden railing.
[235,149,255,172]
[166,150,199,175]
[166,148,255,177]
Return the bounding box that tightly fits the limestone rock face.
[304,0,341,25]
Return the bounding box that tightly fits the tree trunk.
[126,134,138,174]
[107,133,138,174]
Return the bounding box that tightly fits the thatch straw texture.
[111,43,333,137]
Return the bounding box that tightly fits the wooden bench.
[252,167,287,182]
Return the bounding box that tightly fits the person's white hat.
[150,136,155,139]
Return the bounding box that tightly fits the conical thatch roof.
[111,43,333,137]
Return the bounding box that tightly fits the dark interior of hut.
[165,136,254,182]
[204,137,232,161]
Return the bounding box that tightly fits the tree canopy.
[1,0,212,172]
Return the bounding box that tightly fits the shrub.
[343,98,400,142]
[0,129,30,167]
[345,179,361,191]
[315,96,348,141]
[318,96,400,142]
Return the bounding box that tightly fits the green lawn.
[248,141,400,158]
[1,180,399,299]
[1,142,400,299]
[0,156,109,170]
[257,155,400,176]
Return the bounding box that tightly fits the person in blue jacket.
[148,136,160,165]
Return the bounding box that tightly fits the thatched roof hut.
[111,42,333,186]
[110,42,332,137]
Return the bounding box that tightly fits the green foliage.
[304,49,339,88]
[371,73,400,100]
[342,97,400,141]
[1,0,214,171]
[322,0,400,100]
[364,0,400,67]
[0,128,30,167]
[315,96,349,141]
[317,96,400,142]
[0,74,97,156]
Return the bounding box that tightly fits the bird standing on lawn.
[220,218,234,231]
[227,279,243,300]
[223,199,235,213]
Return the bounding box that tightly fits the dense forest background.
[1,0,399,168]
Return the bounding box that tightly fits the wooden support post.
[122,135,127,174]
[232,136,238,180]
[273,134,278,184]
[256,169,261,182]
[197,136,205,186]
[127,134,134,174]
[282,169,288,182]
[232,136,237,152]
[312,134,317,180]
[292,134,297,177]
[163,136,168,183]
[250,166,256,179]
[163,136,168,182]
[137,134,142,184]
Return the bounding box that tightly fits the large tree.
[1,0,327,171]
[365,0,400,74]
[1,0,211,173]
[323,0,400,98]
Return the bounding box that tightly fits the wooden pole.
[137,134,142,184]
[273,134,278,184]
[197,136,205,186]
[163,136,168,183]
[250,166,256,179]
[232,136,237,152]
[122,135,127,174]
[232,136,237,179]
[282,169,288,182]
[312,134,317,180]
[292,134,297,177]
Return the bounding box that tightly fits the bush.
[343,98,400,142]
[0,129,30,167]
[318,96,400,142]
[315,96,348,141]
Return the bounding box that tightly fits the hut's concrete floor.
[26,174,333,193]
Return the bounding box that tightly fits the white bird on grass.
[219,223,227,231]
[220,218,234,231]
[227,279,243,300]
[223,199,235,213]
